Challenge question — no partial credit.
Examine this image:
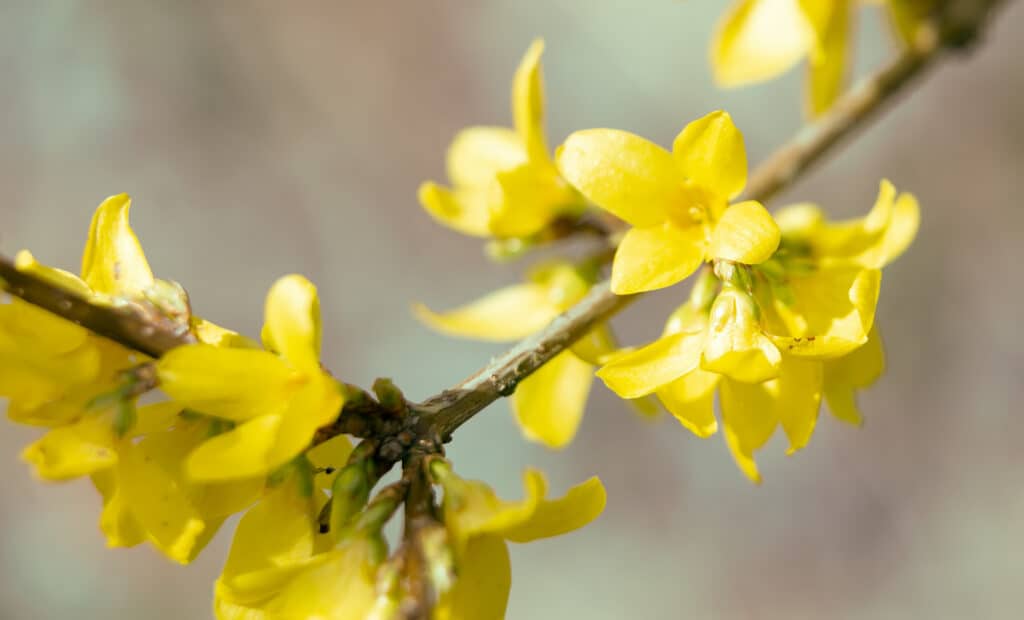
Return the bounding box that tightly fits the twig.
[0,254,196,357]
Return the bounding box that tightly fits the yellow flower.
[419,39,582,239]
[21,404,259,563]
[2,194,249,426]
[597,291,827,483]
[157,274,344,482]
[711,1,934,116]
[597,181,919,482]
[557,111,780,294]
[432,466,606,620]
[214,476,384,620]
[773,179,920,270]
[415,261,610,448]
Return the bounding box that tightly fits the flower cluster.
[419,41,919,483]
[711,0,936,115]
[1,195,607,618]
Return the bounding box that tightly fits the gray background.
[1,2,1022,619]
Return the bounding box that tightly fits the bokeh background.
[2,2,1022,619]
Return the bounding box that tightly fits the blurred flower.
[419,39,583,239]
[598,181,918,482]
[557,111,780,294]
[432,464,606,620]
[157,275,344,482]
[215,473,389,620]
[711,0,935,116]
[415,261,615,448]
[22,405,260,563]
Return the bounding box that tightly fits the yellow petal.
[157,345,293,422]
[131,401,183,436]
[672,111,748,201]
[419,182,493,238]
[774,356,823,454]
[21,416,118,480]
[770,266,880,357]
[806,0,851,116]
[447,126,527,189]
[306,434,354,490]
[701,289,781,383]
[711,0,814,86]
[490,162,573,238]
[611,222,706,294]
[719,377,779,483]
[14,250,93,298]
[512,39,550,163]
[413,284,559,342]
[823,325,885,425]
[438,535,511,620]
[92,469,146,548]
[221,481,317,583]
[501,475,606,543]
[262,274,322,373]
[556,129,680,227]
[657,368,720,438]
[186,415,284,482]
[569,323,618,365]
[263,542,379,620]
[856,189,920,268]
[596,331,705,399]
[708,200,780,265]
[511,350,593,449]
[117,440,207,564]
[80,194,154,296]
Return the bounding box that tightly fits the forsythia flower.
[415,261,612,448]
[432,464,606,620]
[2,194,263,562]
[598,181,918,482]
[419,39,583,239]
[557,111,780,294]
[711,0,936,116]
[157,274,344,482]
[21,405,260,563]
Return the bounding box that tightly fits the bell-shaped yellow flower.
[415,262,608,448]
[21,404,259,563]
[557,111,780,294]
[419,39,582,239]
[2,194,248,426]
[711,1,932,116]
[158,275,344,482]
[215,477,383,620]
[598,293,825,483]
[433,466,606,620]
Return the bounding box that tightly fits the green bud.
[484,237,532,262]
[372,378,406,413]
[688,267,719,310]
[112,399,137,437]
[330,462,371,536]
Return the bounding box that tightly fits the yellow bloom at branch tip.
[433,465,606,619]
[557,111,779,294]
[157,274,344,482]
[419,39,582,239]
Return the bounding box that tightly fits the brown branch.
[0,254,196,357]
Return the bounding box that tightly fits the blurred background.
[1,2,1022,619]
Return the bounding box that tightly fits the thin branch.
[0,255,196,357]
